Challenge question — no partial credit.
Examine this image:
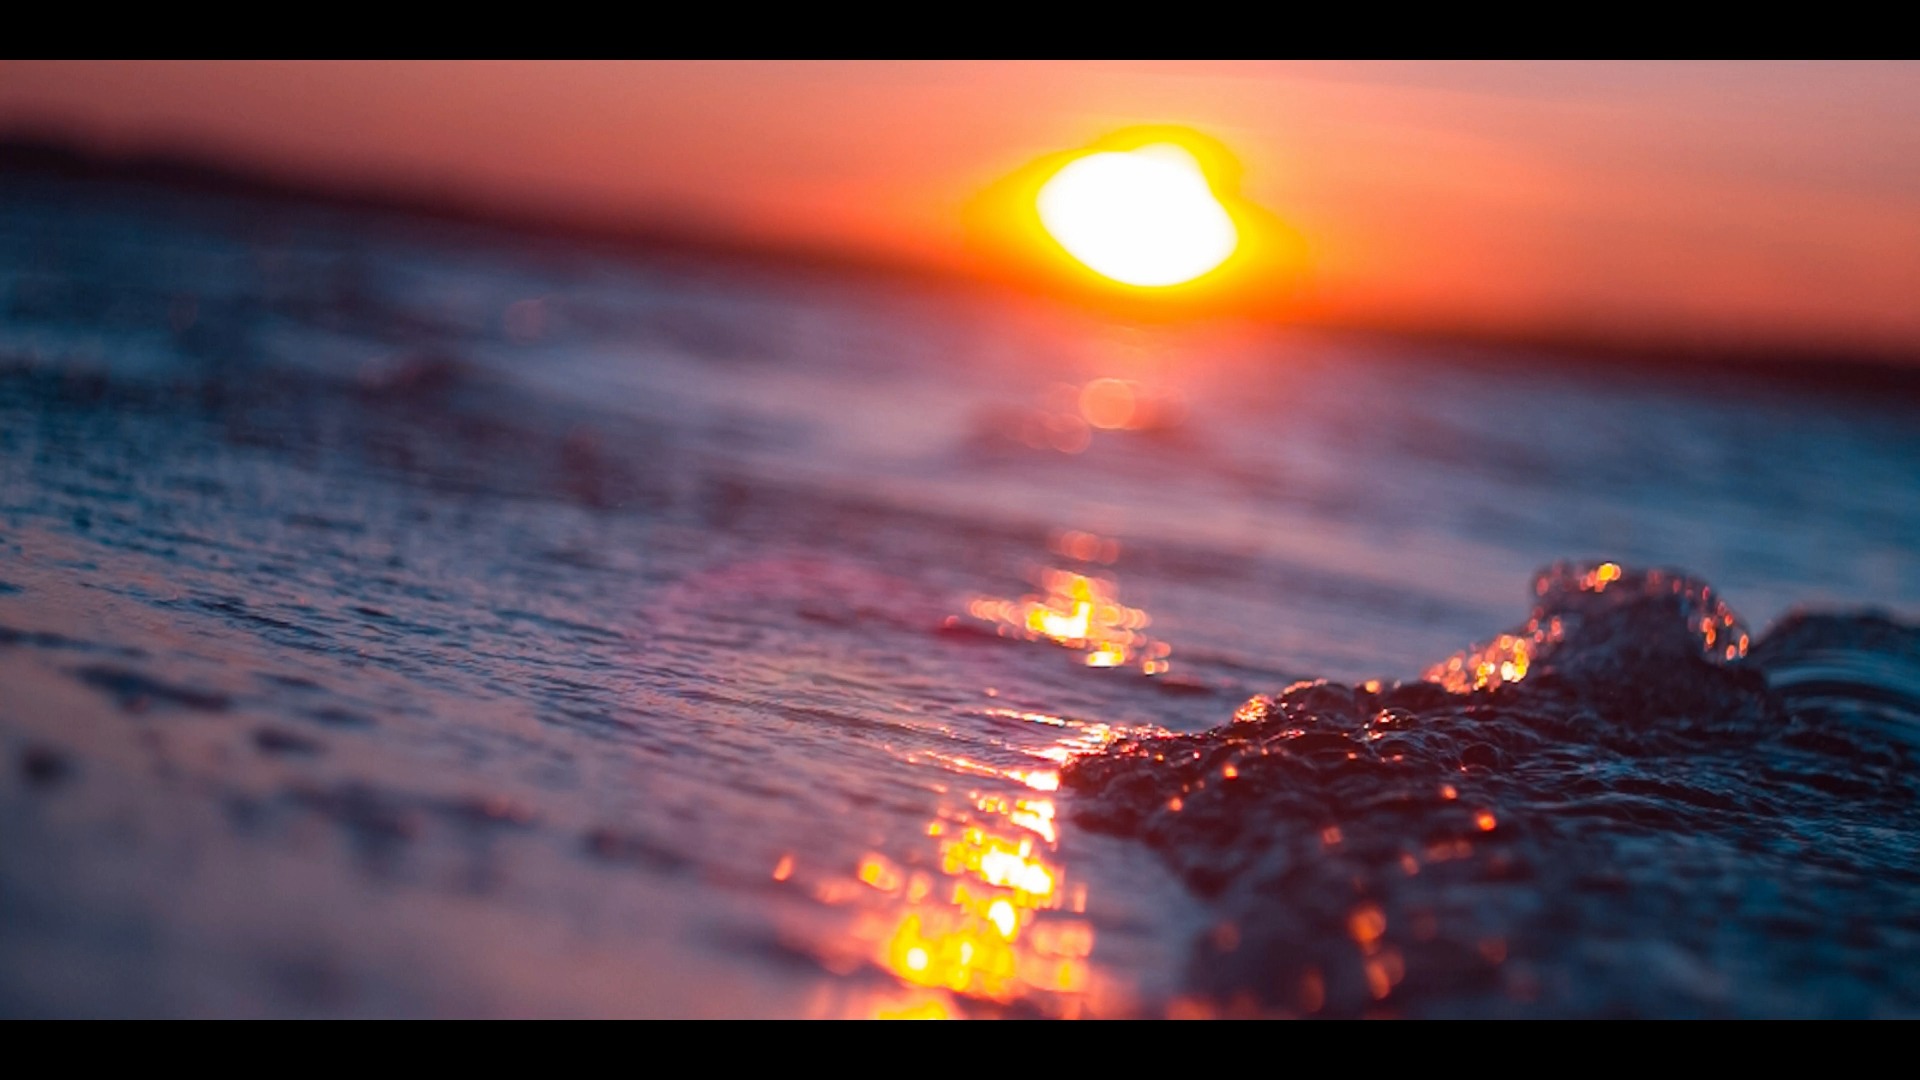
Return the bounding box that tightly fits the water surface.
[2,179,1916,1016]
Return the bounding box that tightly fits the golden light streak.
[962,552,1173,676]
[876,999,952,1021]
[818,705,1153,1015]
[846,750,1124,1015]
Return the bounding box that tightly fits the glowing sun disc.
[1036,144,1238,288]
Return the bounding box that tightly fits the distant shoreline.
[5,132,1919,403]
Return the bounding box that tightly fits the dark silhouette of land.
[6,132,1919,405]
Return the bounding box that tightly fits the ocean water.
[2,179,1917,1017]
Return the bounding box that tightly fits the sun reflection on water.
[864,771,1099,1014]
[959,534,1173,676]
[808,711,1140,1018]
[777,534,1174,1016]
[987,380,1187,456]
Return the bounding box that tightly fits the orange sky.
[4,61,1918,356]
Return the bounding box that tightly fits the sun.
[1035,143,1239,288]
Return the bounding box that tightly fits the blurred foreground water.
[2,178,1917,1016]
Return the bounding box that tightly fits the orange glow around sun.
[1036,143,1238,287]
[965,126,1299,311]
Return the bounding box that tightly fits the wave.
[1063,562,1920,1017]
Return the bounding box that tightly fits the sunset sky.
[4,61,1917,357]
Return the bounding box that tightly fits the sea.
[2,174,1917,1017]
